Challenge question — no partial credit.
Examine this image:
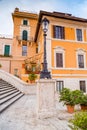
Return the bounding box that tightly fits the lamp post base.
[40,71,51,79]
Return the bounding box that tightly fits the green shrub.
[69,111,87,130]
[28,73,37,81]
[80,94,87,106]
[59,88,73,105]
[71,90,83,105]
[59,88,83,106]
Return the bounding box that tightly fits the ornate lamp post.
[40,17,51,79]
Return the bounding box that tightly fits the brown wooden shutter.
[63,27,65,39]
[59,53,63,67]
[61,27,65,39]
[53,25,55,38]
[56,53,59,67]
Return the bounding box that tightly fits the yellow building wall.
[65,27,75,40]
[11,9,38,78]
[84,29,87,42]
[37,17,87,77]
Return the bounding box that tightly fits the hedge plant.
[69,111,87,130]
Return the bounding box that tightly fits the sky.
[0,0,87,36]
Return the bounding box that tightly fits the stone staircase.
[0,79,24,113]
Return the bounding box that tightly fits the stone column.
[36,79,56,119]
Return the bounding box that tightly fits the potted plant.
[59,88,75,113]
[28,73,37,83]
[59,88,83,113]
[80,94,87,110]
[69,111,87,130]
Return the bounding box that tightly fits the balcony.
[16,36,34,45]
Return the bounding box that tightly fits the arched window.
[22,30,28,41]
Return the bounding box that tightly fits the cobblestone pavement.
[0,95,74,130]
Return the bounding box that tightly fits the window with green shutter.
[22,30,28,41]
[4,45,10,56]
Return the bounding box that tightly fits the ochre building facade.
[0,8,87,93]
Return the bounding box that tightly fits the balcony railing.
[16,36,34,42]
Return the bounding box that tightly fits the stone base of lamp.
[36,79,57,119]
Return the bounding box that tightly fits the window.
[36,47,38,53]
[79,81,86,92]
[76,29,82,41]
[53,26,65,39]
[14,69,18,76]
[56,53,63,67]
[22,45,27,56]
[32,66,36,72]
[4,45,10,56]
[56,81,64,92]
[23,20,28,25]
[22,30,28,41]
[78,54,84,68]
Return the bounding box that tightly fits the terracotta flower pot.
[66,105,74,113]
[30,80,35,83]
[80,105,87,110]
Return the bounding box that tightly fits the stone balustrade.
[0,69,36,94]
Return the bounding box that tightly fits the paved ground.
[0,95,74,130]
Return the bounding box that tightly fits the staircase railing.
[0,70,36,94]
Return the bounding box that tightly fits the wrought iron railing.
[16,36,34,42]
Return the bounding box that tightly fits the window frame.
[53,25,65,39]
[78,54,84,68]
[76,49,86,69]
[76,28,83,41]
[56,81,64,92]
[4,45,10,56]
[14,68,18,76]
[22,45,27,56]
[56,53,63,67]
[23,19,28,26]
[54,47,65,68]
[22,30,28,41]
[79,81,86,93]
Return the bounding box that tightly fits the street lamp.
[40,17,51,79]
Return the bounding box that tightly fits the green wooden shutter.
[4,45,10,56]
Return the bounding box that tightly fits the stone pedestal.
[36,79,56,119]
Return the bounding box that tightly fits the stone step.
[0,91,21,105]
[0,93,24,113]
[0,86,15,92]
[0,84,12,87]
[0,80,11,84]
[0,89,19,100]
[0,85,14,89]
[0,88,17,95]
[0,83,12,86]
[0,79,25,113]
